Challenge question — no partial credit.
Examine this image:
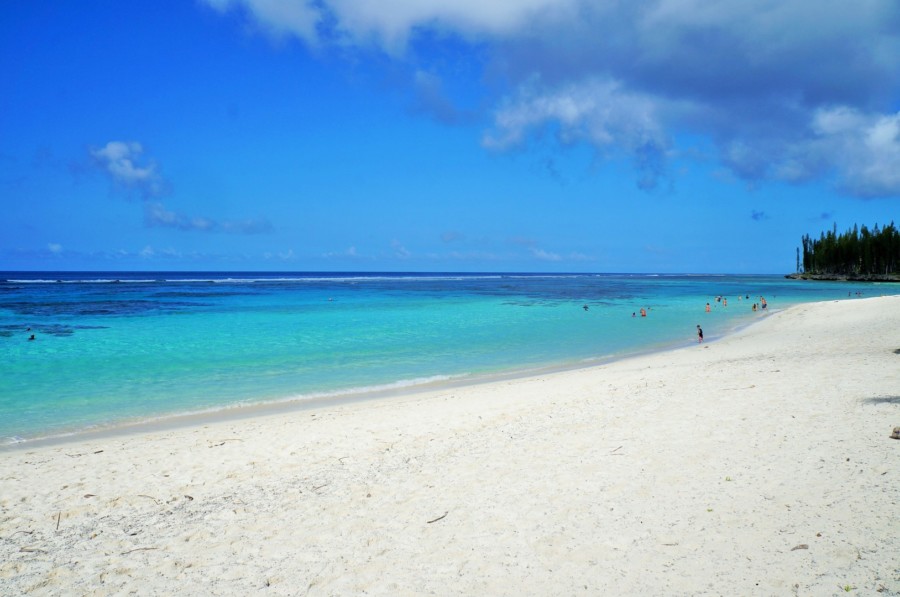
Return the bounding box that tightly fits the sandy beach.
[1,296,898,596]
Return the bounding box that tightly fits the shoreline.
[2,296,898,594]
[3,307,774,451]
[4,271,886,447]
[785,272,900,282]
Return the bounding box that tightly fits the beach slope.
[2,296,898,595]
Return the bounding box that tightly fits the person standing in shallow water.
[697,325,704,343]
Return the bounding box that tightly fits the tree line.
[799,222,899,275]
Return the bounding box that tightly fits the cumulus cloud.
[203,0,576,51]
[90,141,167,198]
[809,108,900,198]
[483,77,673,189]
[204,0,900,197]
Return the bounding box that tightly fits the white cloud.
[47,243,62,254]
[144,201,273,233]
[484,77,671,188]
[90,143,274,231]
[809,108,900,197]
[206,0,320,44]
[204,0,578,52]
[90,141,166,197]
[145,202,214,231]
[205,0,900,197]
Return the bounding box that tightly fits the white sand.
[2,296,898,596]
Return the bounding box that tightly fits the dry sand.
[1,296,898,596]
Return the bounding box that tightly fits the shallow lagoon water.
[0,271,888,443]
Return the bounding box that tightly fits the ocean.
[0,272,890,444]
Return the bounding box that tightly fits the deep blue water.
[1,271,891,444]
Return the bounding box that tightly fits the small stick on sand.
[121,547,159,555]
[20,547,47,553]
[209,439,244,448]
[427,511,449,524]
[56,512,61,531]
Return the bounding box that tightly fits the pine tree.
[800,222,899,276]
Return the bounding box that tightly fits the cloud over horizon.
[90,141,273,235]
[145,202,274,235]
[205,0,900,197]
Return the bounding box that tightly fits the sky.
[2,0,899,274]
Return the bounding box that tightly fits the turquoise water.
[1,272,892,443]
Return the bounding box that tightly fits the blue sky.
[2,0,898,273]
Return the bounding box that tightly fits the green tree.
[800,222,899,276]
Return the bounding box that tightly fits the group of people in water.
[705,295,768,312]
[621,293,770,345]
[697,294,771,343]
